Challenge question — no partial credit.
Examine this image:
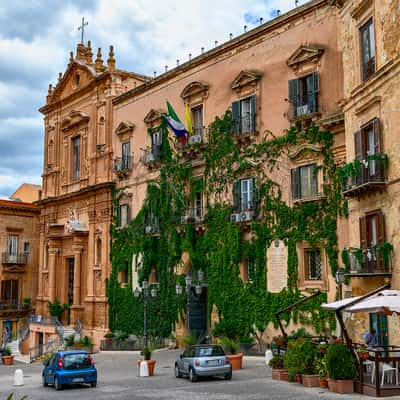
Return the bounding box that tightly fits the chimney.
[107,45,116,71]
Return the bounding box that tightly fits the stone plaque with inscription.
[267,239,288,293]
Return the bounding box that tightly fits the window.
[360,18,375,81]
[305,249,322,280]
[192,106,203,136]
[246,257,257,282]
[121,261,129,285]
[1,280,19,304]
[72,136,81,180]
[354,118,383,181]
[288,72,319,117]
[151,129,162,160]
[291,164,318,200]
[232,95,256,135]
[122,142,131,170]
[233,178,255,212]
[117,204,130,227]
[23,242,30,253]
[67,258,74,305]
[193,191,203,221]
[7,235,18,255]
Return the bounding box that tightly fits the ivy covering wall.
[107,112,347,339]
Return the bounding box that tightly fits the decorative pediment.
[180,81,209,102]
[115,121,135,137]
[51,61,97,102]
[289,143,323,160]
[231,70,263,91]
[144,109,164,127]
[287,45,324,69]
[61,110,89,131]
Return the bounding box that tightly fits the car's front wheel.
[189,368,197,382]
[54,376,62,391]
[174,364,182,378]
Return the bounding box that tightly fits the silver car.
[174,344,232,382]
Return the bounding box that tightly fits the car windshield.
[195,346,225,357]
[63,353,91,370]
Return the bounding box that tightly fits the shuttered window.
[151,129,162,160]
[192,106,203,136]
[72,136,81,180]
[122,142,130,169]
[1,280,19,304]
[117,204,130,227]
[231,95,256,135]
[288,72,319,117]
[360,210,385,248]
[360,18,375,81]
[291,164,318,200]
[233,177,256,212]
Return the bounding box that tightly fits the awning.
[322,296,362,311]
[346,290,400,314]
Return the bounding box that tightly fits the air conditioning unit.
[181,215,189,224]
[230,213,240,223]
[296,104,310,116]
[145,153,155,163]
[188,134,202,145]
[145,225,154,234]
[240,210,254,222]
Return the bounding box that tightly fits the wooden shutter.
[288,79,300,110]
[232,181,240,211]
[376,211,385,244]
[250,95,257,132]
[250,177,257,211]
[306,73,319,113]
[372,118,381,154]
[359,216,367,248]
[231,101,240,135]
[116,205,121,227]
[311,164,318,196]
[291,168,300,200]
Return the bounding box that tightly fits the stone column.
[48,248,59,302]
[73,246,82,305]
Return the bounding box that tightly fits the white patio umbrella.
[345,290,400,314]
[322,296,362,311]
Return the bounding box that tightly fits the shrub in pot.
[315,357,328,388]
[2,345,14,365]
[80,335,94,353]
[220,337,243,370]
[269,355,288,381]
[326,342,357,394]
[284,340,305,383]
[143,346,156,376]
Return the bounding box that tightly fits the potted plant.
[272,335,286,347]
[284,340,304,383]
[269,354,288,381]
[317,342,328,354]
[219,337,243,370]
[143,346,156,376]
[326,342,357,394]
[64,334,75,350]
[356,346,369,360]
[2,345,14,365]
[22,297,31,309]
[315,357,328,388]
[80,335,94,353]
[298,340,319,388]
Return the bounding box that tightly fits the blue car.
[42,350,97,390]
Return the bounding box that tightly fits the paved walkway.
[0,350,389,399]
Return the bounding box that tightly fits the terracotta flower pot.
[358,351,369,360]
[2,355,14,365]
[328,378,354,394]
[146,359,156,376]
[319,377,329,388]
[294,374,302,384]
[227,353,243,370]
[302,374,320,387]
[272,369,288,381]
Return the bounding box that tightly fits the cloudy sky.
[0,0,306,199]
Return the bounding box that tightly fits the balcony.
[142,147,161,169]
[231,115,257,144]
[0,301,31,315]
[180,208,207,225]
[346,245,393,277]
[341,158,387,197]
[113,156,132,179]
[2,252,28,265]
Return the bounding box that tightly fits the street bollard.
[14,369,24,386]
[265,349,273,366]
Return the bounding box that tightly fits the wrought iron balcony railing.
[180,208,207,224]
[113,156,132,172]
[2,252,28,265]
[347,245,392,276]
[341,159,386,196]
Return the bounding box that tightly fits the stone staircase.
[9,340,30,364]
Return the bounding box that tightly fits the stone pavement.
[0,349,388,399]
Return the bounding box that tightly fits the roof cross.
[78,17,88,44]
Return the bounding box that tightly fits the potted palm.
[326,342,357,394]
[2,345,14,365]
[220,337,242,370]
[269,354,288,381]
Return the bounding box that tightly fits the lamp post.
[335,268,345,339]
[176,270,204,333]
[134,280,157,350]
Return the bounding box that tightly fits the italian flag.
[163,101,188,145]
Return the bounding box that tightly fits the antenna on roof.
[176,59,180,66]
[277,10,281,16]
[229,33,233,40]
[154,71,157,77]
[244,25,247,32]
[214,40,218,47]
[201,47,205,54]
[295,0,299,6]
[260,17,264,24]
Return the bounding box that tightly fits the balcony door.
[7,235,18,263]
[1,280,19,307]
